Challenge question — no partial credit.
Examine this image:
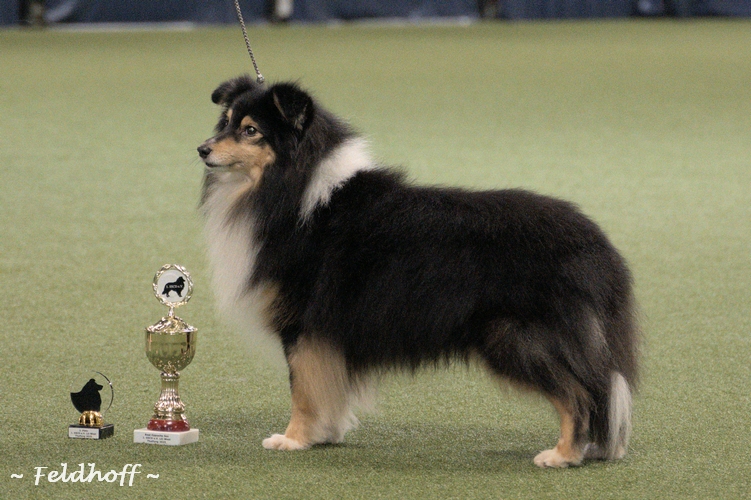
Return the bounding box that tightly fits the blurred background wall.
[3,0,751,26]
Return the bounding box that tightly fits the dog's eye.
[243,126,259,137]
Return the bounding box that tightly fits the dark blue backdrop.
[2,0,750,25]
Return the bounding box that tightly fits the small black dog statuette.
[162,276,185,298]
[69,373,114,438]
[71,378,103,414]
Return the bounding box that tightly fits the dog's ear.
[211,75,259,106]
[271,83,314,132]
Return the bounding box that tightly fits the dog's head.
[83,378,104,393]
[197,75,314,190]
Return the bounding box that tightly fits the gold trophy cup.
[134,264,199,445]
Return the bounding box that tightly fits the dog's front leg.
[261,382,318,450]
[263,337,354,450]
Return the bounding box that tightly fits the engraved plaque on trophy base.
[69,423,115,440]
[133,428,199,446]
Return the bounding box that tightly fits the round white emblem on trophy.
[153,264,193,309]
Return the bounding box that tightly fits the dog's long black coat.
[200,76,638,465]
[270,171,635,381]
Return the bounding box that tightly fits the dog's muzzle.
[197,144,212,159]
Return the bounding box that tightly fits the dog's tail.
[606,371,632,459]
[588,371,633,460]
[588,284,638,461]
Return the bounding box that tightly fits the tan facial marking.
[204,115,275,189]
[239,116,256,129]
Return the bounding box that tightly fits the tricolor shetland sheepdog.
[197,75,639,468]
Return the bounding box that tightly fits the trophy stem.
[147,371,190,432]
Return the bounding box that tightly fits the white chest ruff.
[201,138,374,344]
[202,174,288,367]
[202,174,261,326]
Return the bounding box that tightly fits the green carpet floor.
[1,19,750,499]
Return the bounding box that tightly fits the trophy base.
[133,428,199,446]
[69,423,114,440]
[147,418,190,432]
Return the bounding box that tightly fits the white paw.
[262,434,308,451]
[534,448,580,468]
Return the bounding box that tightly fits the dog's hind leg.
[533,396,589,468]
[263,337,357,450]
[479,320,592,467]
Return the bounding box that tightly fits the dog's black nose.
[197,145,212,159]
